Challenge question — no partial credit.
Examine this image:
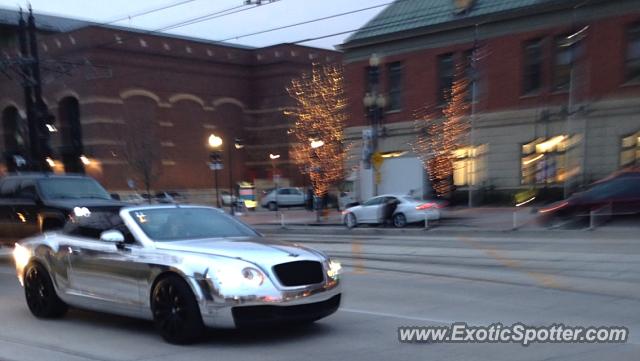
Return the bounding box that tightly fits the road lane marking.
[351,241,366,274]
[458,236,563,289]
[340,308,452,324]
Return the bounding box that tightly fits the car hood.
[44,198,127,211]
[154,236,326,266]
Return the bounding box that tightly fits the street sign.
[372,152,384,169]
[209,162,224,170]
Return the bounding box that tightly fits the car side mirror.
[100,229,125,244]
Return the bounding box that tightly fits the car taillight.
[416,203,436,210]
[539,201,569,213]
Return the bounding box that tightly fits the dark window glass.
[553,36,574,91]
[130,208,258,241]
[363,197,383,206]
[0,178,20,198]
[278,188,290,195]
[626,23,640,83]
[63,212,127,241]
[17,180,37,199]
[523,39,543,94]
[387,62,403,111]
[37,177,111,200]
[437,53,454,105]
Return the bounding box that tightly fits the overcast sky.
[0,0,390,49]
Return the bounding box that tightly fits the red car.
[538,169,640,226]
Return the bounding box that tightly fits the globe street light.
[208,133,223,208]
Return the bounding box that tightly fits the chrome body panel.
[14,205,341,328]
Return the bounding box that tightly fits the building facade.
[341,0,640,204]
[0,8,340,196]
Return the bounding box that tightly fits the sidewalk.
[238,206,541,230]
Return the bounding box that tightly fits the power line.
[217,1,394,42]
[104,0,199,25]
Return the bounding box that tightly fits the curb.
[252,224,639,240]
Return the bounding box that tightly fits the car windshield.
[37,178,111,200]
[129,207,259,241]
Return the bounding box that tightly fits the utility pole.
[16,7,55,172]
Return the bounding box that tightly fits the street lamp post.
[310,139,324,221]
[363,53,387,197]
[228,137,244,215]
[208,134,223,208]
[269,153,280,212]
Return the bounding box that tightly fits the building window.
[620,131,640,167]
[387,62,403,111]
[463,49,478,101]
[453,145,487,186]
[437,53,454,105]
[626,23,640,83]
[521,135,570,185]
[523,39,543,94]
[552,34,584,92]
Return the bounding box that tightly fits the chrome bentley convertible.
[13,205,342,344]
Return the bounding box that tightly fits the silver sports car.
[12,205,342,344]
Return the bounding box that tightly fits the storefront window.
[620,131,640,167]
[521,135,572,185]
[453,145,487,186]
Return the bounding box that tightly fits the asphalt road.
[0,230,639,361]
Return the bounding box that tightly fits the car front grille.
[232,294,341,328]
[272,260,324,287]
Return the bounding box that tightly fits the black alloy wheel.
[151,275,204,344]
[23,263,68,318]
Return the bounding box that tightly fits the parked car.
[218,190,238,206]
[154,191,185,204]
[12,205,342,344]
[342,194,445,228]
[0,173,125,241]
[260,187,306,211]
[122,193,145,204]
[537,169,640,226]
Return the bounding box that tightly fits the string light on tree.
[412,62,471,198]
[285,63,349,198]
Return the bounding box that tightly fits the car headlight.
[327,259,342,279]
[13,243,31,270]
[215,266,265,287]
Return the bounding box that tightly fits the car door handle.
[68,247,82,255]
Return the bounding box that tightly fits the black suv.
[0,173,125,242]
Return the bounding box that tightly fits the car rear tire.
[268,202,278,211]
[151,275,204,344]
[345,213,357,229]
[393,213,407,228]
[23,263,68,319]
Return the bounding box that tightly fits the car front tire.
[23,263,68,319]
[345,213,357,229]
[268,202,278,211]
[151,275,205,344]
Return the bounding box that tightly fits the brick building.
[0,8,340,196]
[341,0,640,203]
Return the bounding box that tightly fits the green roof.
[345,0,559,44]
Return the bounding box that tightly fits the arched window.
[58,97,84,173]
[2,106,28,171]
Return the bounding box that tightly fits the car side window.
[64,212,135,243]
[278,189,289,195]
[363,197,381,206]
[0,178,20,198]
